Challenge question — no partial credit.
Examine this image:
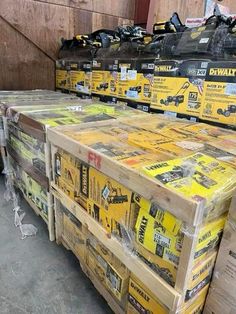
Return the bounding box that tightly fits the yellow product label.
[87,241,129,302]
[70,70,85,93]
[151,76,203,117]
[56,69,70,90]
[200,81,236,125]
[62,211,86,261]
[87,167,135,236]
[127,275,168,314]
[143,153,236,209]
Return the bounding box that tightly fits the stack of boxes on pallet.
[1,90,235,313]
[48,113,236,313]
[204,196,236,314]
[1,92,145,241]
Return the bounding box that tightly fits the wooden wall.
[0,0,135,90]
[147,0,236,32]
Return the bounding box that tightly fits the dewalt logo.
[130,280,150,302]
[155,65,173,72]
[209,68,236,76]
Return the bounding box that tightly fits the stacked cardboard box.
[3,96,145,241]
[204,196,236,314]
[48,114,236,313]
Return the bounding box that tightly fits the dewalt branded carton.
[125,58,155,104]
[60,204,87,262]
[69,60,92,96]
[117,58,137,101]
[127,274,209,314]
[54,149,137,237]
[151,60,181,111]
[200,61,236,126]
[86,234,130,306]
[87,166,136,237]
[56,59,70,91]
[133,192,223,288]
[143,153,236,218]
[91,59,108,97]
[151,60,208,117]
[102,58,119,100]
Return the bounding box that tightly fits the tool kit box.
[48,113,236,313]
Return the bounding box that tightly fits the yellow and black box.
[86,234,130,306]
[125,58,155,104]
[56,59,70,91]
[151,60,209,117]
[117,58,137,101]
[55,149,137,237]
[134,192,225,288]
[60,204,87,262]
[127,274,209,314]
[200,61,236,126]
[69,60,92,96]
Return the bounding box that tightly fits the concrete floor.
[0,175,113,314]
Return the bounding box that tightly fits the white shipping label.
[127,70,137,81]
[120,67,127,81]
[199,38,209,44]
[225,83,236,95]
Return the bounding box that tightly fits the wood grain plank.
[92,13,119,31]
[147,0,205,32]
[0,17,55,90]
[0,0,73,58]
[73,9,93,34]
[93,0,135,19]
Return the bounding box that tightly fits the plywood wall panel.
[0,18,54,90]
[0,0,74,58]
[93,0,135,19]
[92,13,119,31]
[147,0,205,32]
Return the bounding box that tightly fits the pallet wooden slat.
[51,182,181,311]
[48,120,204,227]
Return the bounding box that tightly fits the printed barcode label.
[225,83,236,95]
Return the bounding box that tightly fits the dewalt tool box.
[200,61,236,126]
[117,58,137,101]
[69,60,92,96]
[127,274,209,314]
[151,60,209,118]
[56,59,70,91]
[124,58,155,105]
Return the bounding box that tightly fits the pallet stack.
[204,196,236,314]
[2,92,145,241]
[48,114,236,313]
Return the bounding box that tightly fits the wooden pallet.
[51,183,183,312]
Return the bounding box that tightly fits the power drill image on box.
[102,180,128,204]
[217,105,236,117]
[160,81,190,106]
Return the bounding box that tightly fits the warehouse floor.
[0,175,113,314]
